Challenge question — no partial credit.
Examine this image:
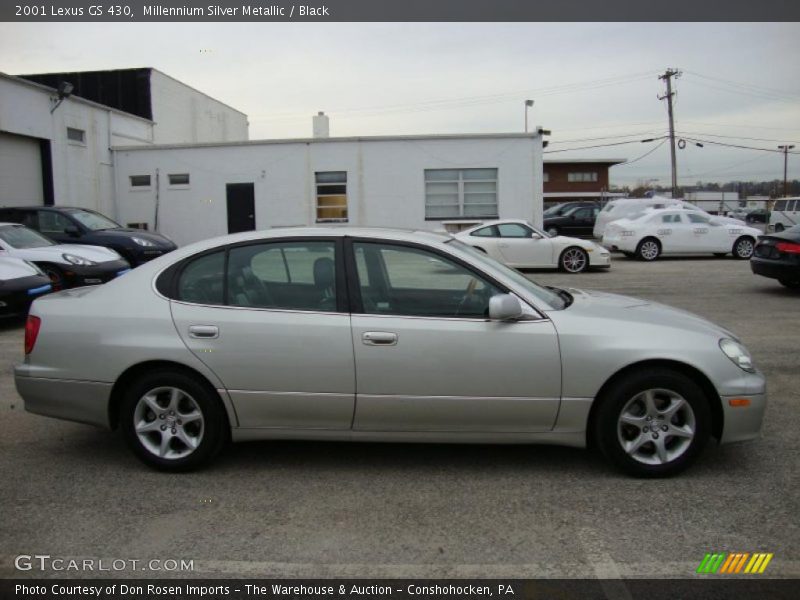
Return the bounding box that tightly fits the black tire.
[40,264,65,291]
[559,246,589,273]
[779,279,800,289]
[635,237,661,261]
[593,368,711,478]
[775,223,785,232]
[120,369,228,471]
[732,236,755,260]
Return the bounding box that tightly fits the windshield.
[445,238,566,310]
[67,209,120,231]
[0,225,55,249]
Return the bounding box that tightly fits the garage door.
[0,131,44,206]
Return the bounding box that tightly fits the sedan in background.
[456,219,610,273]
[745,209,768,225]
[0,257,51,316]
[0,206,177,267]
[16,227,765,477]
[0,223,130,289]
[542,205,600,238]
[751,224,800,289]
[603,209,761,261]
[543,201,599,219]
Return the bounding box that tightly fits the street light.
[524,99,534,133]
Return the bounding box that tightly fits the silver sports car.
[15,228,766,477]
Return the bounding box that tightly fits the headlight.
[132,237,156,247]
[62,253,96,266]
[720,338,755,373]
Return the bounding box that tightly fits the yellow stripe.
[744,554,759,573]
[757,553,774,574]
[720,554,736,574]
[734,553,750,573]
[750,553,766,573]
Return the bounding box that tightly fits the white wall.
[0,75,154,215]
[113,135,543,246]
[149,70,248,144]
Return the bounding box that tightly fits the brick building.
[543,158,626,207]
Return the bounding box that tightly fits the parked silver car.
[15,228,766,476]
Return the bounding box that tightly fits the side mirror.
[489,294,523,321]
[64,226,80,237]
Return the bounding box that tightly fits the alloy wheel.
[735,238,754,259]
[133,386,205,460]
[638,240,660,261]
[617,388,696,466]
[562,248,588,273]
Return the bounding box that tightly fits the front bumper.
[62,259,131,286]
[126,245,177,267]
[720,393,767,444]
[0,275,52,316]
[588,250,612,268]
[15,374,112,428]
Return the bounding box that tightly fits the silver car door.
[169,239,355,429]
[348,240,561,433]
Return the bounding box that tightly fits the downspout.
[154,168,160,231]
[109,110,121,222]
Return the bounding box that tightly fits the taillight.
[776,241,800,255]
[24,315,41,355]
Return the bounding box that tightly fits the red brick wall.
[544,163,611,193]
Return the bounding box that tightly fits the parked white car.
[455,219,611,273]
[769,197,799,232]
[594,197,745,238]
[602,209,761,261]
[0,223,131,289]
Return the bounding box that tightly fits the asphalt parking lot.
[1,254,798,580]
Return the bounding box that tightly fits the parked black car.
[542,205,600,237]
[0,207,177,267]
[0,257,52,317]
[543,201,599,219]
[745,209,768,224]
[751,224,800,289]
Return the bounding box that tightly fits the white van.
[594,197,682,238]
[769,197,800,232]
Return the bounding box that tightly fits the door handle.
[362,331,398,346]
[188,325,219,339]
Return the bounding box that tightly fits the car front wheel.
[594,368,711,477]
[559,247,589,273]
[121,370,228,471]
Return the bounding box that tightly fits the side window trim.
[343,237,513,318]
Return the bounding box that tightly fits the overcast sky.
[1,22,798,187]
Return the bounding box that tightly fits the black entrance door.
[226,183,256,234]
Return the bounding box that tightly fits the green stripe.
[711,553,727,573]
[697,554,713,573]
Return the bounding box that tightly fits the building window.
[567,172,599,183]
[168,173,190,186]
[129,175,152,188]
[424,168,498,220]
[315,171,348,222]
[66,127,86,145]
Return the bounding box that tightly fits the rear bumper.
[750,257,800,281]
[719,393,767,444]
[14,374,112,428]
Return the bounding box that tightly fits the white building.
[113,132,546,246]
[0,68,248,215]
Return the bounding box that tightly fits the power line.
[618,139,668,166]
[543,137,666,154]
[680,136,800,154]
[677,131,800,145]
[548,131,664,145]
[683,71,800,102]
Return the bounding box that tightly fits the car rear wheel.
[636,238,661,261]
[594,368,711,477]
[121,370,228,471]
[732,236,755,259]
[559,247,589,273]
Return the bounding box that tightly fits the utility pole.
[778,144,795,197]
[659,69,681,198]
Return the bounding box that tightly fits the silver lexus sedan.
[14,228,766,477]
